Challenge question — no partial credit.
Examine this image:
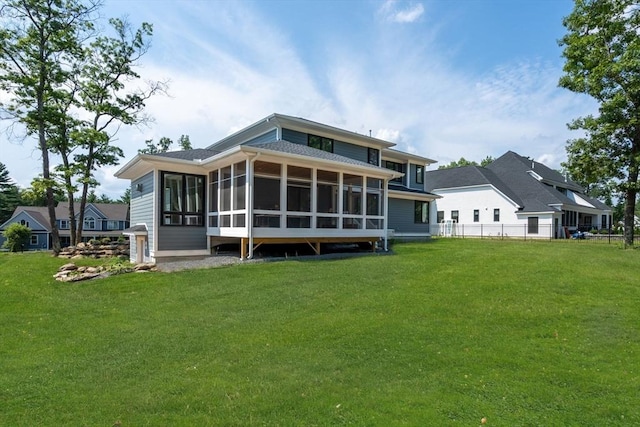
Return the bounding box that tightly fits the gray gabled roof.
[425,165,524,207]
[153,148,221,161]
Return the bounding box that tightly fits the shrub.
[2,223,31,252]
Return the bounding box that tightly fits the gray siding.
[282,128,369,163]
[408,164,425,190]
[388,197,431,234]
[130,172,155,252]
[245,129,278,146]
[158,226,207,250]
[282,128,307,145]
[334,141,368,164]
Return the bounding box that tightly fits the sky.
[1,0,598,199]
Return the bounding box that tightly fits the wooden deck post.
[241,238,248,259]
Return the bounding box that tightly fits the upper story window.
[84,216,95,229]
[308,134,333,153]
[368,148,379,166]
[415,165,424,184]
[383,160,404,184]
[59,220,69,229]
[162,172,205,226]
[106,220,119,230]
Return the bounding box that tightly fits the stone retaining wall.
[59,241,130,259]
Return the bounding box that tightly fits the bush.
[2,223,31,252]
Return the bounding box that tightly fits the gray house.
[0,202,130,250]
[115,113,439,263]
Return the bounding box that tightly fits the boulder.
[60,263,78,271]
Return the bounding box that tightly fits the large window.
[528,217,539,234]
[287,165,311,229]
[415,201,430,224]
[254,161,281,211]
[107,220,119,230]
[162,172,205,226]
[308,134,333,152]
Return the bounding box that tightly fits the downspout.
[383,177,391,251]
[246,152,261,259]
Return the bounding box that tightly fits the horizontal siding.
[334,141,368,164]
[388,197,431,234]
[282,128,369,163]
[282,128,307,145]
[130,171,155,253]
[7,211,48,231]
[245,129,278,145]
[408,164,425,191]
[158,226,207,250]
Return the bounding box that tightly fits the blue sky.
[2,0,596,198]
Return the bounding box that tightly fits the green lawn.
[1,239,639,426]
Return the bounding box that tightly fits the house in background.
[116,113,439,264]
[425,151,612,239]
[0,202,130,250]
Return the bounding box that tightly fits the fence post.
[502,224,504,240]
[481,224,483,239]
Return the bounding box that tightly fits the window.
[30,235,38,245]
[107,220,119,230]
[493,208,500,222]
[528,217,539,234]
[368,148,379,166]
[84,216,95,229]
[437,210,444,223]
[161,172,205,226]
[384,160,404,183]
[308,134,333,152]
[254,161,281,211]
[60,220,69,229]
[233,161,246,210]
[415,201,429,224]
[20,219,30,227]
[415,165,424,184]
[451,210,459,223]
[366,178,382,216]
[473,209,479,223]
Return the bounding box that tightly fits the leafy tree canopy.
[437,156,494,170]
[559,0,640,246]
[139,134,192,154]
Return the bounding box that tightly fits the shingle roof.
[152,148,220,161]
[425,165,524,207]
[388,183,439,197]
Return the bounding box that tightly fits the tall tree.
[437,157,478,170]
[0,0,98,254]
[559,0,640,247]
[0,163,21,223]
[70,17,165,244]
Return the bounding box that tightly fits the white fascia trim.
[239,145,398,179]
[382,148,437,165]
[388,190,441,201]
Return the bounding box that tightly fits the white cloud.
[379,1,425,23]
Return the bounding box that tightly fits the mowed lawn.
[1,239,639,426]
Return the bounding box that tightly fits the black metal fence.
[429,223,633,244]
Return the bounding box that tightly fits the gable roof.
[153,148,221,161]
[425,151,611,214]
[0,207,51,231]
[425,165,524,208]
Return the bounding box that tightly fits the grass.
[1,239,639,426]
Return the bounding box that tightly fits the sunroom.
[199,141,399,258]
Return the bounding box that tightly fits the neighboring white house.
[115,113,439,263]
[425,151,612,239]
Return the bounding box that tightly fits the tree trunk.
[624,188,636,247]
